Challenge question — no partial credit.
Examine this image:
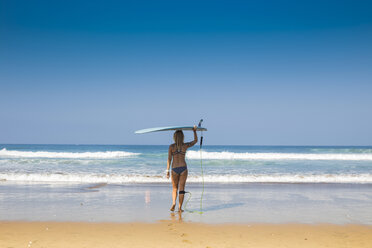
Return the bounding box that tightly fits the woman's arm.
[186,125,198,148]
[166,145,172,179]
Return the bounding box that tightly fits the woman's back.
[170,143,192,168]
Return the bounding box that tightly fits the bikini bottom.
[172,166,187,175]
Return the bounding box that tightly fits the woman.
[166,126,198,212]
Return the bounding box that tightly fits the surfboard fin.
[198,119,204,149]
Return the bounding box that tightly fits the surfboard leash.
[199,129,204,213]
[184,120,204,214]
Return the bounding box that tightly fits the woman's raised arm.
[186,126,198,148]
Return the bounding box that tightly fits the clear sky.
[1,0,371,145]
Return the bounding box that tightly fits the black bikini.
[171,148,187,175]
[172,150,186,155]
[172,166,187,175]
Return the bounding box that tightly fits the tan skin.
[166,126,198,212]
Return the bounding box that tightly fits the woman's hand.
[193,125,197,132]
[166,171,170,179]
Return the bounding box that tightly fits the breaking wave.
[1,173,371,184]
[0,148,139,159]
[186,151,372,161]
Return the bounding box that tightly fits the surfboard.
[135,126,207,134]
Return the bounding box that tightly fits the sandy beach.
[1,221,371,248]
[2,0,372,247]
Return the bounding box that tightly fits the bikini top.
[172,149,186,156]
[172,145,186,155]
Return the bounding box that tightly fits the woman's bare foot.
[178,207,184,212]
[170,204,176,211]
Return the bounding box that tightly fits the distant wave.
[1,173,371,184]
[0,148,139,159]
[187,151,372,161]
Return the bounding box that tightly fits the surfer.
[166,126,198,212]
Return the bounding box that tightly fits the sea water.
[0,144,371,223]
[0,144,371,184]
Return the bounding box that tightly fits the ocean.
[1,144,371,224]
[0,144,371,184]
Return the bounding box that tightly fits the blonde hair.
[173,130,184,151]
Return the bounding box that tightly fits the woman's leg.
[171,171,180,211]
[178,169,188,211]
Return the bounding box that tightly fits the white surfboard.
[135,126,207,134]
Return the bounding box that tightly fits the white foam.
[187,151,372,161]
[196,174,372,183]
[0,148,139,159]
[1,173,371,184]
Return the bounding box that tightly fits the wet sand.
[2,182,372,224]
[0,221,371,248]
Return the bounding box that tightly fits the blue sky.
[1,0,371,145]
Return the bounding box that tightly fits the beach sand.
[1,221,371,248]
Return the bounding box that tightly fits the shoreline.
[1,221,371,248]
[1,182,372,224]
